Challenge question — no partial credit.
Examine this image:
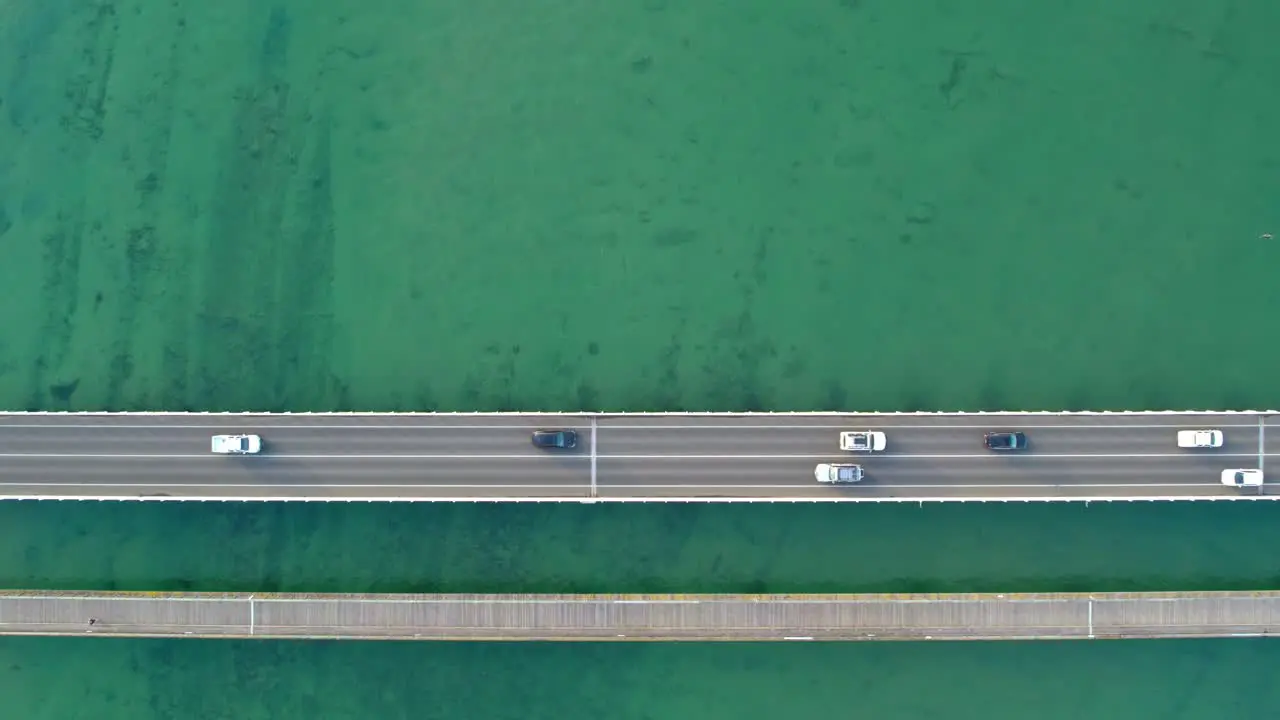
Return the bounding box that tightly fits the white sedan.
[211,434,262,455]
[839,431,887,452]
[1221,469,1263,487]
[1177,430,1223,448]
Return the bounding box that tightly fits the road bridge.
[0,411,1275,502]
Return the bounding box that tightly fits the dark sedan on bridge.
[984,431,1028,451]
[531,429,578,450]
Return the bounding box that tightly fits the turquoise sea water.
[4,636,1280,719]
[6,501,1280,594]
[1,0,1278,414]
[3,0,1280,717]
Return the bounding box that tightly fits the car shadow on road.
[227,443,326,498]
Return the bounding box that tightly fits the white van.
[211,434,262,454]
[1177,430,1223,448]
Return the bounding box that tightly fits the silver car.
[815,463,864,484]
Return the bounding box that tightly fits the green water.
[2,0,1278,413]
[4,501,1280,719]
[4,0,1280,716]
[3,637,1280,719]
[7,501,1280,594]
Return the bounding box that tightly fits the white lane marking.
[0,453,573,460]
[1,410,1270,416]
[0,424,579,430]
[2,489,1269,502]
[596,453,1268,460]
[0,481,1228,489]
[590,417,598,498]
[0,452,1273,460]
[599,482,1230,489]
[0,482,593,488]
[594,423,1260,430]
[0,422,1260,431]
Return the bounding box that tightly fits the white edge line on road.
[0,482,1235,489]
[0,453,1273,460]
[0,423,1264,430]
[0,453,565,460]
[0,594,1268,604]
[0,495,1274,503]
[1,411,1276,416]
[0,483,594,488]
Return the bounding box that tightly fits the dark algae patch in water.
[1,2,1278,414]
[3,1,1280,717]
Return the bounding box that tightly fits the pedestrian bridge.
[4,590,1279,641]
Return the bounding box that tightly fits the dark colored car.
[984,431,1028,451]
[532,429,578,450]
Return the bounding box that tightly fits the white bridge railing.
[0,494,1276,504]
[1,410,1276,417]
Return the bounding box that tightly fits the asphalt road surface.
[0,413,1273,502]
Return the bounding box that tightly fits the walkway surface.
[4,590,1280,641]
[0,411,1275,502]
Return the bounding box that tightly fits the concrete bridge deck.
[5,590,1280,641]
[0,411,1276,502]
